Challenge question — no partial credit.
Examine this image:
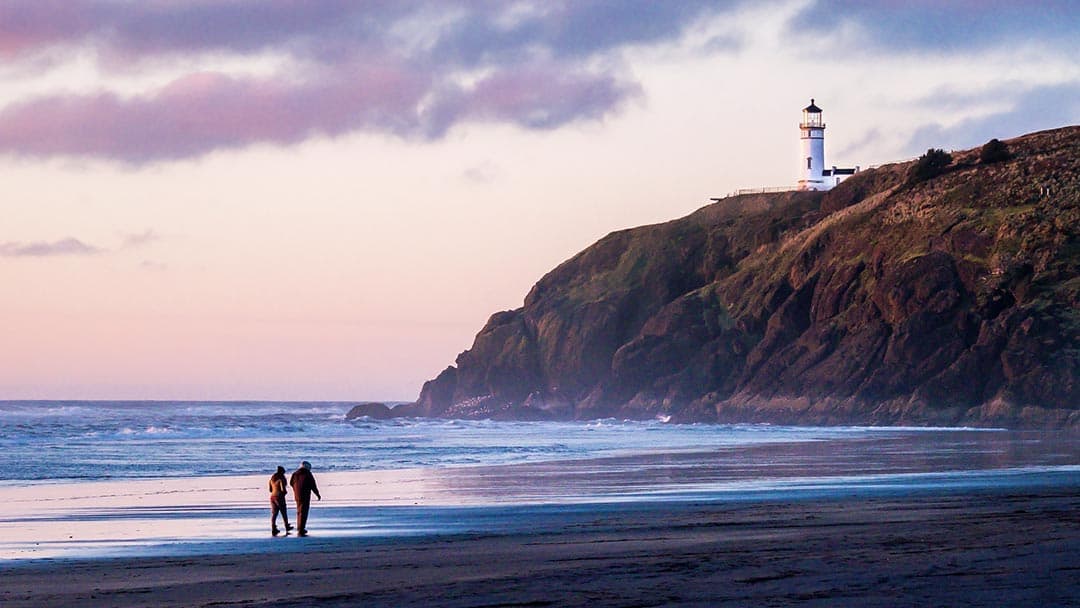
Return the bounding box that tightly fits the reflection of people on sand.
[268,466,293,536]
[289,461,321,536]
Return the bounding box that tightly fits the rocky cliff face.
[396,127,1079,428]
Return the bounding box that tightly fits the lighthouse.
[797,99,857,191]
[798,99,826,190]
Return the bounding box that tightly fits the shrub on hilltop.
[908,148,953,184]
[980,138,1011,163]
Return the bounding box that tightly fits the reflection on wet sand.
[430,430,1078,502]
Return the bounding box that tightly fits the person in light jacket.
[268,466,293,535]
[289,460,321,536]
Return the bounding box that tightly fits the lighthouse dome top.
[803,98,822,113]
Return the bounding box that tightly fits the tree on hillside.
[980,138,1010,163]
[908,148,953,184]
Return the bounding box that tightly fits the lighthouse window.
[807,157,812,169]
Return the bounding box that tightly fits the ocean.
[1,400,1076,560]
[3,400,1075,486]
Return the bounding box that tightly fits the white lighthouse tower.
[796,98,858,191]
[798,99,826,190]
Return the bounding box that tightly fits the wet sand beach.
[4,487,1077,607]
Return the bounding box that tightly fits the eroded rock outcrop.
[344,402,395,420]
[395,127,1080,428]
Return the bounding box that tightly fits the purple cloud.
[424,67,643,138]
[789,1,1079,52]
[0,1,95,58]
[0,66,431,161]
[0,238,103,257]
[0,61,644,161]
[0,1,378,59]
[0,1,739,163]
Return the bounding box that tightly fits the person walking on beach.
[268,466,293,536]
[289,460,321,536]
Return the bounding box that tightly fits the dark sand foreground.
[3,489,1077,608]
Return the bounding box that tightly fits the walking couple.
[269,460,322,536]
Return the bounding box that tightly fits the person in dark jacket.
[268,465,293,536]
[289,460,321,536]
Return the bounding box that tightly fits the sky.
[1,0,1077,401]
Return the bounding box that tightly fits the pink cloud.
[0,66,432,162]
[0,61,640,162]
[0,237,102,257]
